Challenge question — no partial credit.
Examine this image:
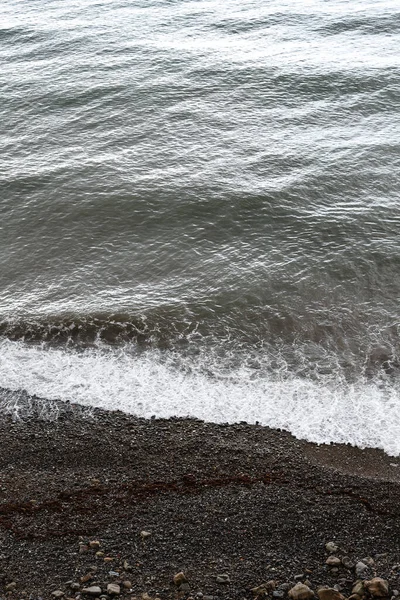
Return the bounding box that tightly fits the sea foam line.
[0,338,399,455]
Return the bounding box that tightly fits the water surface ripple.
[1,0,400,453]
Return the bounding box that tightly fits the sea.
[1,0,400,455]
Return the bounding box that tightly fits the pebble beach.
[0,398,399,598]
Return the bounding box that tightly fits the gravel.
[0,400,399,597]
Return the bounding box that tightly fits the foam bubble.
[0,338,399,455]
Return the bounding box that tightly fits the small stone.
[103,557,113,563]
[123,581,132,590]
[273,592,285,599]
[89,541,101,550]
[362,558,375,568]
[216,574,230,584]
[140,531,151,539]
[79,545,89,554]
[317,588,345,600]
[365,578,389,598]
[326,557,341,568]
[326,542,339,554]
[352,582,365,596]
[266,582,277,592]
[108,572,120,578]
[355,563,369,579]
[288,584,314,600]
[95,551,104,558]
[81,574,94,584]
[174,573,188,586]
[70,584,80,592]
[252,585,268,597]
[52,592,64,599]
[107,584,121,596]
[295,575,305,581]
[341,557,354,570]
[180,583,191,592]
[392,591,399,597]
[6,583,17,592]
[123,560,132,571]
[82,587,102,597]
[252,581,276,596]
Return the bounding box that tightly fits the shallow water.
[1,0,400,453]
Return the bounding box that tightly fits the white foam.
[0,338,399,455]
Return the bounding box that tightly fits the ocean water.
[1,0,400,454]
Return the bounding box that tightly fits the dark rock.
[361,558,375,568]
[355,563,369,579]
[180,583,191,592]
[341,557,354,570]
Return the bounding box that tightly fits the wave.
[1,313,399,377]
[0,336,399,456]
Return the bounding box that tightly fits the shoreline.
[0,400,399,597]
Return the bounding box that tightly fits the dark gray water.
[1,0,400,453]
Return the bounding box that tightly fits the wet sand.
[0,399,399,597]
